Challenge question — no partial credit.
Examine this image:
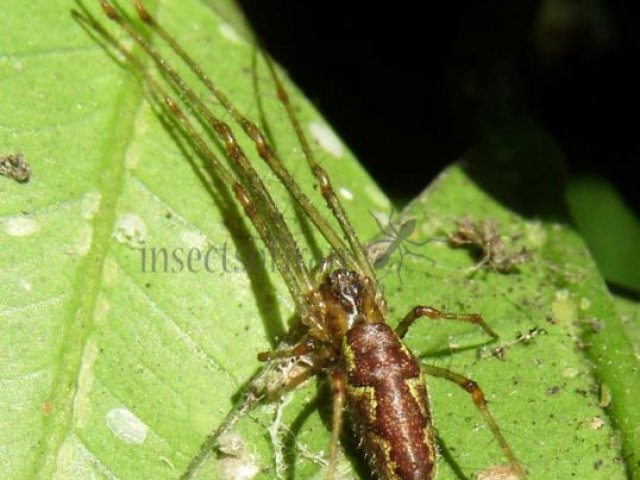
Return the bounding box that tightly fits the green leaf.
[567,175,640,293]
[1,1,384,479]
[1,2,636,480]
[387,165,637,480]
[613,294,640,370]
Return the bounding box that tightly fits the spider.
[77,2,528,478]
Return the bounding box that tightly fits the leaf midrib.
[28,30,147,480]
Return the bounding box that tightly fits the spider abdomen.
[343,322,436,480]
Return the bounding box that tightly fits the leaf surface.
[0,1,635,480]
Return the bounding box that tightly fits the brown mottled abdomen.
[343,322,436,480]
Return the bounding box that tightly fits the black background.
[237,0,639,214]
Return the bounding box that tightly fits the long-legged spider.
[77,2,528,479]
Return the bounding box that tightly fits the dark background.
[237,0,639,214]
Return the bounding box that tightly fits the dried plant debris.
[448,216,530,273]
[216,432,261,480]
[0,153,31,183]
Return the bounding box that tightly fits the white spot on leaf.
[219,23,245,45]
[526,221,547,247]
[81,191,101,220]
[4,216,40,237]
[93,294,110,327]
[102,256,120,287]
[181,230,209,250]
[106,407,148,445]
[339,187,354,201]
[74,340,99,428]
[125,144,142,170]
[134,107,149,135]
[563,367,579,379]
[580,297,591,310]
[74,225,93,256]
[218,456,260,480]
[308,121,344,158]
[114,213,147,248]
[216,431,260,480]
